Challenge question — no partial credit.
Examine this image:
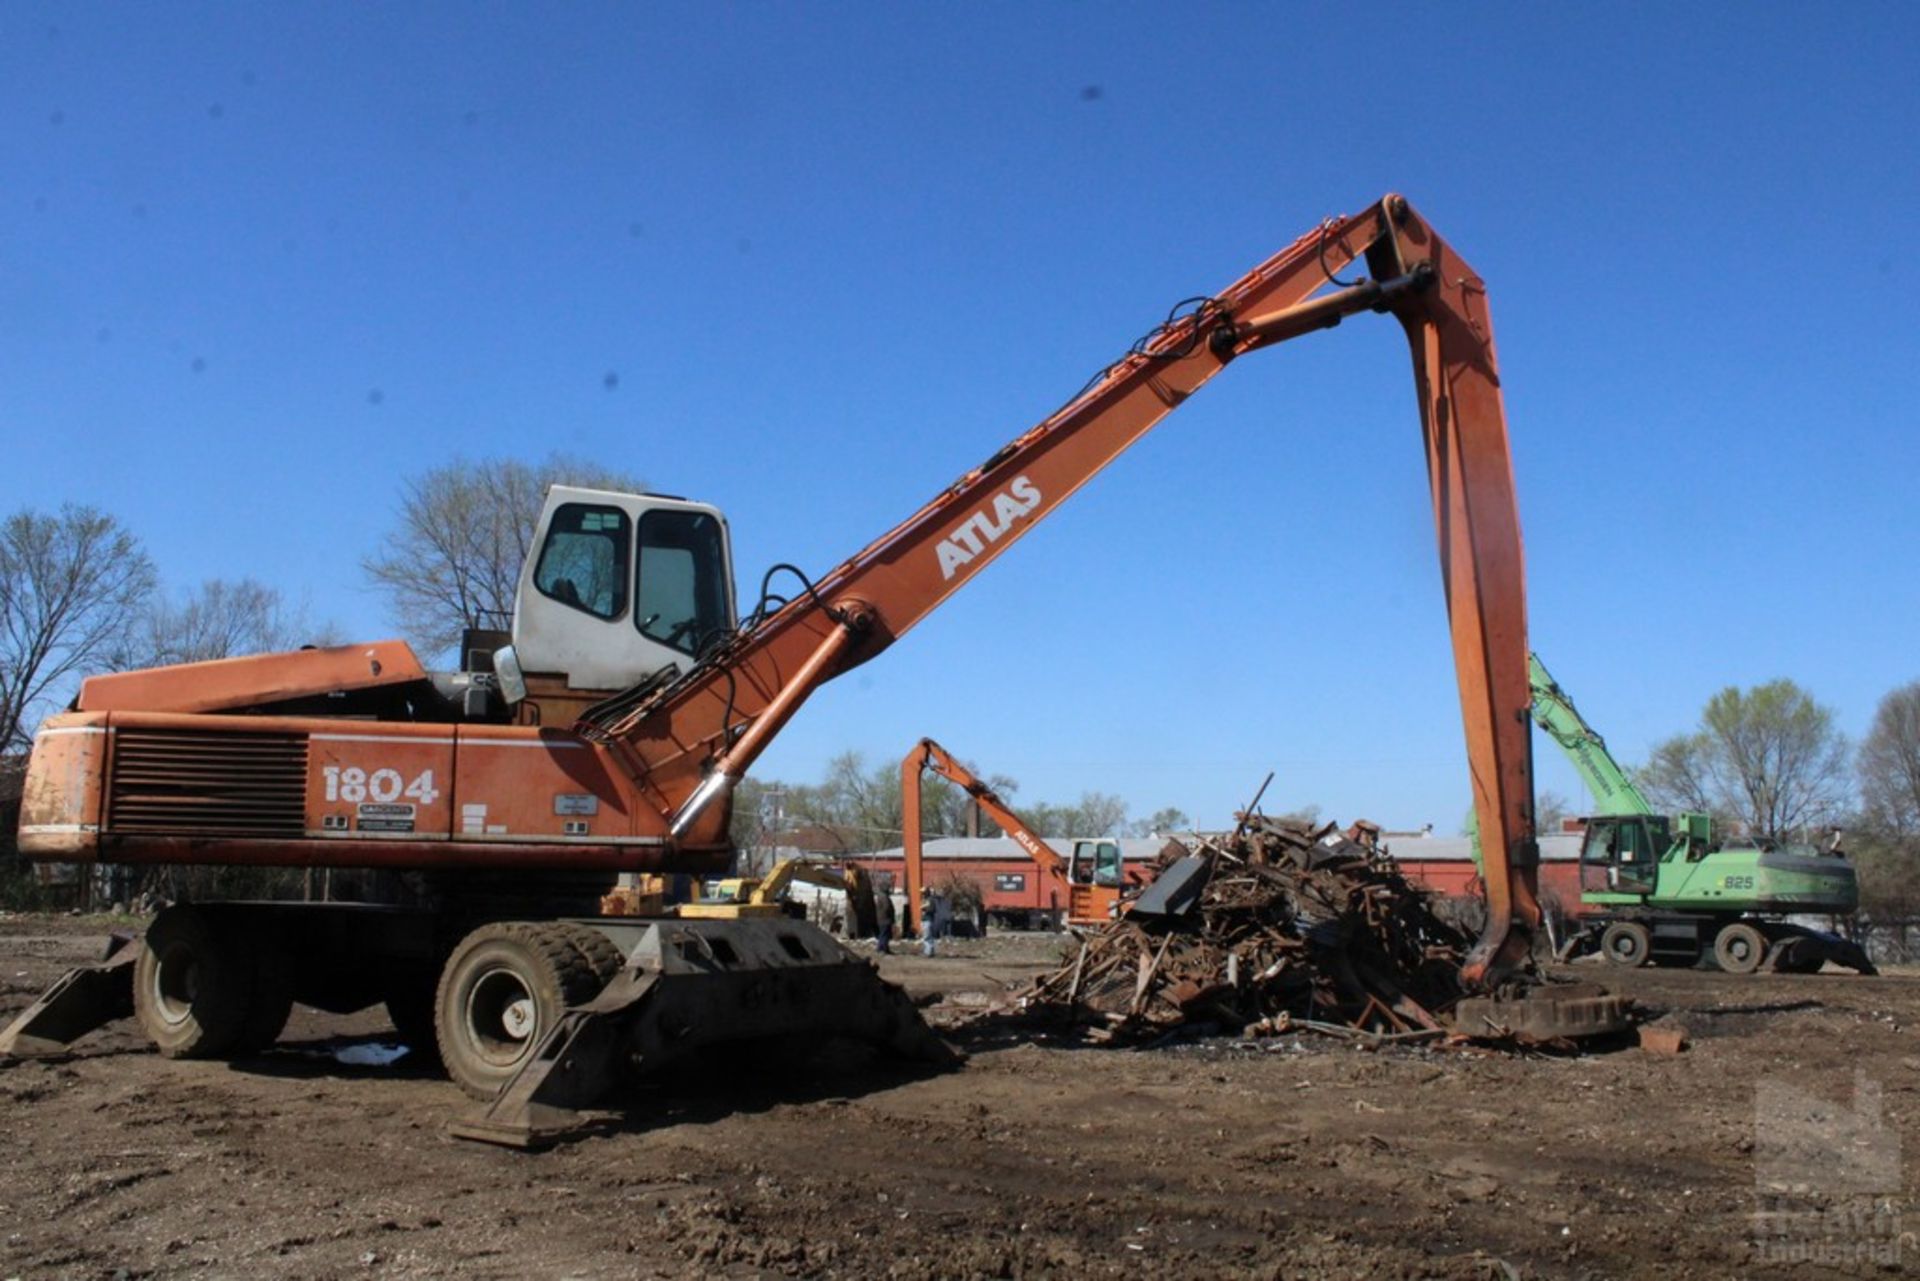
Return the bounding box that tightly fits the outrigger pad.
[449,918,957,1148]
[1453,981,1633,1044]
[1771,931,1877,976]
[0,932,138,1057]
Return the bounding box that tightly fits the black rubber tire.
[383,966,442,1057]
[1714,921,1768,975]
[551,923,627,985]
[1600,920,1652,968]
[433,922,603,1099]
[1774,943,1824,975]
[134,906,252,1059]
[232,939,294,1056]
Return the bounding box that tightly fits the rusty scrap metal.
[1637,1022,1690,1055]
[1014,813,1478,1043]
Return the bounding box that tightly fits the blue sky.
[4,4,1917,832]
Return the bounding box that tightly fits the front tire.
[135,906,251,1058]
[433,923,604,1098]
[1600,920,1652,968]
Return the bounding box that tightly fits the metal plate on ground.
[1453,982,1633,1043]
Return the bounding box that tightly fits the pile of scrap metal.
[1013,814,1516,1044]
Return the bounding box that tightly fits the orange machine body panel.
[18,711,715,875]
[75,641,430,714]
[15,715,111,858]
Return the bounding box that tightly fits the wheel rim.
[465,966,539,1066]
[150,941,200,1027]
[1606,929,1643,963]
[1721,929,1762,970]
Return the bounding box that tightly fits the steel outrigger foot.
[0,931,139,1057]
[447,919,958,1149]
[1453,980,1633,1044]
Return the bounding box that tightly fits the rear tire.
[1774,944,1824,975]
[1713,922,1768,975]
[434,922,604,1099]
[233,940,293,1056]
[134,906,251,1059]
[1600,921,1652,968]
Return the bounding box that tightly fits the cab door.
[1581,818,1658,897]
[1067,839,1122,923]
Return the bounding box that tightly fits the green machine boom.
[1498,654,1870,974]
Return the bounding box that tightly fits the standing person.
[872,878,895,954]
[919,887,938,957]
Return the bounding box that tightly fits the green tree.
[1128,806,1191,837]
[1638,679,1850,839]
[1022,791,1129,838]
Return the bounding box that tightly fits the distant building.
[850,827,1593,927]
[1381,829,1587,912]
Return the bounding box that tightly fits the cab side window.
[534,504,630,620]
[636,510,729,654]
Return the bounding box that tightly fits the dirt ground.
[0,915,1914,1280]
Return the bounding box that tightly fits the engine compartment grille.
[107,728,310,836]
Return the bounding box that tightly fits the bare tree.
[1855,682,1920,953]
[1535,789,1574,833]
[1073,791,1129,838]
[1861,681,1920,839]
[121,578,335,669]
[0,506,155,753]
[1638,680,1851,839]
[1636,734,1716,817]
[1464,792,1573,840]
[748,752,1140,850]
[785,750,986,852]
[362,455,643,658]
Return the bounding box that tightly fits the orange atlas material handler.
[900,737,1132,930]
[7,194,1613,1143]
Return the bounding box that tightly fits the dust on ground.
[0,915,1913,1279]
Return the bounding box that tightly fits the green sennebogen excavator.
[1500,654,1871,975]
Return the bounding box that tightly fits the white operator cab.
[499,485,737,695]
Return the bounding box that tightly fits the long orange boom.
[24,195,1539,984]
